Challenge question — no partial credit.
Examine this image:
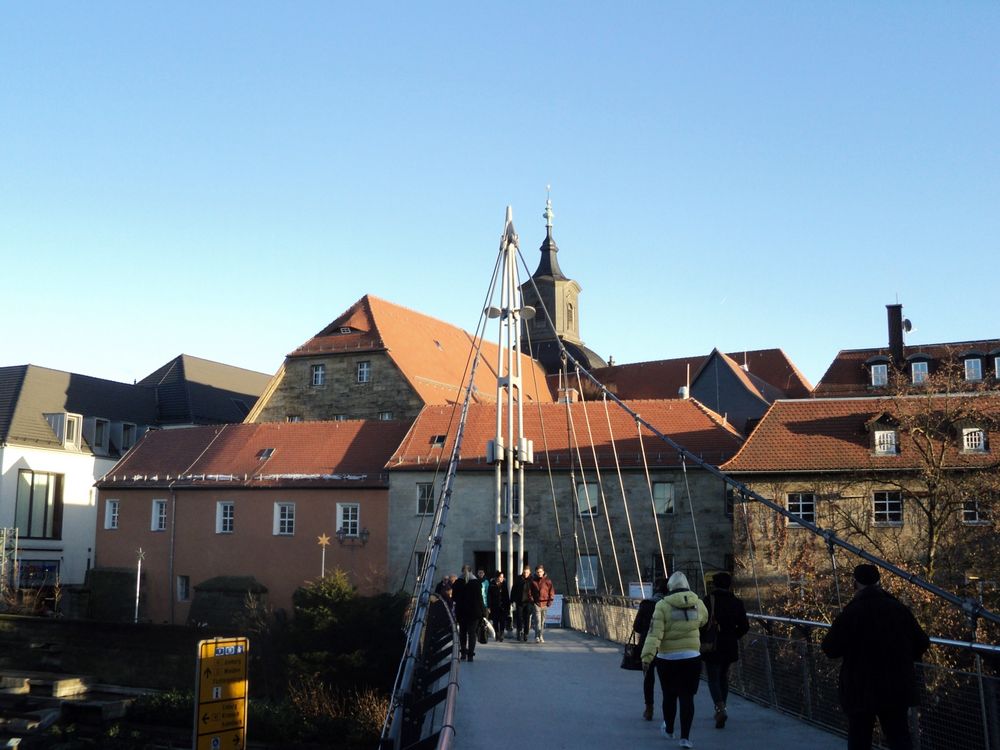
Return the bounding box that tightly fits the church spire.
[532,191,566,281]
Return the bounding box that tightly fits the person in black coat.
[701,571,750,728]
[487,571,511,641]
[821,564,930,750]
[452,565,487,662]
[633,577,668,721]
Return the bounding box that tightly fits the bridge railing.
[564,596,1000,750]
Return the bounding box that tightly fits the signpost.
[194,637,249,750]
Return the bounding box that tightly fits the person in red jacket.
[529,564,555,643]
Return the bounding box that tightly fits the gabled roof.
[389,399,744,470]
[590,348,811,401]
[138,354,271,424]
[0,364,157,449]
[286,295,554,405]
[694,350,786,405]
[98,419,413,488]
[814,340,1000,396]
[721,396,1000,473]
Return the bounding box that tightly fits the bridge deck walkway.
[452,627,844,749]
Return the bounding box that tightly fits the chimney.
[887,304,904,368]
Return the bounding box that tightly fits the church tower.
[520,198,607,375]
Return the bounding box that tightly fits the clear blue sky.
[3,3,997,389]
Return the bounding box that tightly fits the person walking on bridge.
[821,564,930,750]
[529,564,555,643]
[633,577,669,721]
[641,571,708,749]
[700,571,749,729]
[487,571,510,642]
[511,565,534,642]
[452,564,487,662]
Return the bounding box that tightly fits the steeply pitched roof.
[721,396,1000,473]
[813,340,1000,396]
[138,354,271,424]
[286,295,554,405]
[389,399,743,470]
[0,364,157,449]
[98,419,413,488]
[590,349,811,401]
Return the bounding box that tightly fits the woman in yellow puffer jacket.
[640,571,708,749]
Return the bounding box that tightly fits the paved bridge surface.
[452,627,845,749]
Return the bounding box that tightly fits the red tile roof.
[389,399,744,471]
[721,396,1000,473]
[98,419,412,488]
[287,295,554,405]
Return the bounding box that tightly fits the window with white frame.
[874,429,899,455]
[502,482,521,519]
[787,493,816,525]
[417,482,435,515]
[151,499,167,531]
[64,415,80,447]
[274,502,295,535]
[965,358,983,381]
[871,363,888,387]
[576,481,600,516]
[177,575,190,601]
[311,364,326,386]
[962,499,990,525]
[357,361,371,383]
[873,491,903,525]
[653,482,675,514]
[337,502,360,537]
[995,356,1000,379]
[334,414,347,421]
[286,415,302,422]
[911,361,928,384]
[16,470,63,539]
[962,427,987,452]
[216,501,235,533]
[377,411,393,421]
[577,554,598,591]
[105,499,120,530]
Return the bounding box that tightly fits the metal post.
[134,547,144,624]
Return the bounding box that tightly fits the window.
[258,448,275,460]
[787,493,816,525]
[653,482,674,514]
[995,356,1000,379]
[217,501,235,533]
[274,502,295,535]
[430,434,446,447]
[962,427,987,452]
[105,499,120,530]
[339,327,351,334]
[311,364,326,386]
[567,302,575,328]
[357,361,371,383]
[417,483,435,515]
[871,363,888,387]
[337,503,360,537]
[286,415,302,422]
[15,470,63,539]
[576,481,599,516]
[334,414,347,421]
[121,423,136,451]
[962,500,990,525]
[578,554,598,591]
[873,491,903,526]
[151,499,167,531]
[64,415,79,446]
[177,575,190,601]
[377,411,393,421]
[874,430,898,455]
[502,482,521,519]
[965,358,983,381]
[911,361,928,384]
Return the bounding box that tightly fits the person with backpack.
[633,577,669,720]
[701,571,750,728]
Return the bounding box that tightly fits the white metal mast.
[487,207,534,580]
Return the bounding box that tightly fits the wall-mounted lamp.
[336,527,370,546]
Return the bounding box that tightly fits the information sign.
[194,637,249,750]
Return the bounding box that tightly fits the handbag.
[700,595,719,655]
[477,618,488,644]
[621,633,643,670]
[484,619,496,640]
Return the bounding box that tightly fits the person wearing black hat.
[700,571,750,729]
[821,564,930,750]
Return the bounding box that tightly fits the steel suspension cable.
[601,392,644,594]
[636,417,669,579]
[565,394,611,594]
[680,455,707,593]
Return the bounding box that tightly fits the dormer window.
[871,363,888,387]
[65,415,80,447]
[94,419,109,449]
[430,434,446,447]
[874,430,898,455]
[910,361,928,384]
[965,358,983,382]
[962,427,987,453]
[258,448,275,460]
[339,327,352,334]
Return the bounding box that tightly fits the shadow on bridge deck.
[453,627,845,749]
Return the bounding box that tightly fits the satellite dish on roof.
[902,318,913,334]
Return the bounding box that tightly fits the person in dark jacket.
[633,577,668,721]
[821,564,930,750]
[452,564,487,662]
[510,565,534,641]
[701,571,750,728]
[487,571,510,641]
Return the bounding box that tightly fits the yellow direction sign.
[194,637,249,750]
